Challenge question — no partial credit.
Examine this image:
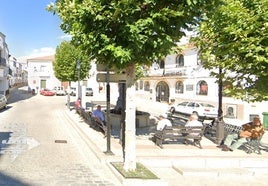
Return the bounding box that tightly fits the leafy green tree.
[48,0,216,171]
[54,41,91,82]
[194,0,268,102]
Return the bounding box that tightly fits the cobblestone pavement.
[0,87,120,185]
[2,86,268,186]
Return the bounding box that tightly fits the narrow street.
[0,87,119,185]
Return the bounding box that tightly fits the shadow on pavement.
[0,172,30,186]
[7,86,36,105]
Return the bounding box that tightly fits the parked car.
[169,101,218,119]
[53,86,66,96]
[85,87,93,96]
[0,94,7,110]
[40,88,55,96]
[70,87,76,96]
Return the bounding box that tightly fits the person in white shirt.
[184,114,203,144]
[157,114,172,131]
[185,114,203,127]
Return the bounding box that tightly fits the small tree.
[53,41,91,83]
[194,0,268,102]
[48,0,216,171]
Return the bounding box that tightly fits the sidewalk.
[66,95,268,186]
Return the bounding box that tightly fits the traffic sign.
[96,73,127,83]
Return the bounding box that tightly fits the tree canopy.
[194,0,268,102]
[53,41,91,82]
[48,0,217,171]
[48,0,216,69]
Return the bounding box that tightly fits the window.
[175,81,184,94]
[144,81,150,91]
[40,65,46,72]
[186,84,193,91]
[196,80,208,95]
[176,54,184,67]
[155,58,165,69]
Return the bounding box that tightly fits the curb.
[64,104,268,181]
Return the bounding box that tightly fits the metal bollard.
[216,119,225,145]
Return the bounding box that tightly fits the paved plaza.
[0,86,267,186]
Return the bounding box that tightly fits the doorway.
[40,80,46,89]
[156,81,169,102]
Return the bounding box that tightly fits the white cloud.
[17,47,55,62]
[31,47,55,55]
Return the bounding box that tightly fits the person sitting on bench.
[92,105,106,125]
[156,114,172,131]
[221,116,265,151]
[184,114,203,144]
[74,98,84,113]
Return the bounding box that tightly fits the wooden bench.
[223,123,268,154]
[90,114,107,136]
[76,109,107,136]
[153,125,205,149]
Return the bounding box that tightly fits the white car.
[169,101,218,119]
[85,87,93,96]
[0,94,7,110]
[53,86,66,96]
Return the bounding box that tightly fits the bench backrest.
[160,125,204,139]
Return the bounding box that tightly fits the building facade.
[8,55,27,87]
[27,55,61,93]
[136,36,267,123]
[0,32,9,95]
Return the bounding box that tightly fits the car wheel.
[170,107,175,114]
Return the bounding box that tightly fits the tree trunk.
[123,64,136,171]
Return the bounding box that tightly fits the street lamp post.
[216,67,224,144]
[76,59,82,101]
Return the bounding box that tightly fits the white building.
[8,55,27,87]
[136,36,267,123]
[0,32,9,96]
[27,55,61,93]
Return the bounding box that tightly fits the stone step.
[173,167,254,177]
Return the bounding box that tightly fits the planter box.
[108,112,150,128]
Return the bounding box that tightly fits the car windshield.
[200,103,215,108]
[178,102,188,106]
[86,88,92,90]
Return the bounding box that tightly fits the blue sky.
[0,0,68,58]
